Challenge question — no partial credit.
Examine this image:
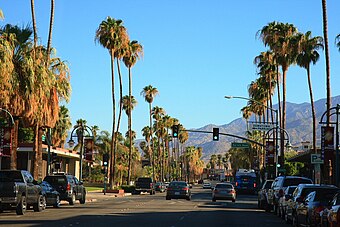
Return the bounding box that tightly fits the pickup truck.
[134,177,155,195]
[0,170,45,215]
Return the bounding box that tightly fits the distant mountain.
[184,95,340,161]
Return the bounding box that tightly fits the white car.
[203,182,212,189]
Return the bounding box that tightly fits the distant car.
[257,179,274,210]
[212,183,236,202]
[155,182,166,193]
[39,181,60,208]
[43,173,86,205]
[203,182,212,189]
[166,181,191,201]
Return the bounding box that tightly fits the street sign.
[231,142,250,148]
[311,154,324,164]
[250,123,273,131]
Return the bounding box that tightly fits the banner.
[266,141,275,165]
[321,126,334,160]
[84,138,94,161]
[0,127,12,156]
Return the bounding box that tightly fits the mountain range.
[184,95,340,161]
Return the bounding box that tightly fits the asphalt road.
[0,186,291,227]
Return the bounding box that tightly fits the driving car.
[39,181,60,208]
[203,182,212,189]
[166,181,191,201]
[257,179,274,210]
[155,182,166,193]
[43,173,86,205]
[212,182,236,202]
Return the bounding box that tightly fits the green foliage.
[18,127,34,143]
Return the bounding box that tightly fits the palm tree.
[321,0,332,124]
[30,0,38,48]
[95,17,129,188]
[295,31,323,153]
[122,40,143,183]
[51,105,72,148]
[122,95,138,183]
[141,85,159,181]
[0,9,4,19]
[258,21,298,162]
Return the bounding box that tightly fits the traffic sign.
[311,154,324,164]
[250,123,273,131]
[231,142,250,148]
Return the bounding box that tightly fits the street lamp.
[225,95,280,176]
[68,124,93,181]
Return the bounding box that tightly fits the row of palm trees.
[0,2,71,180]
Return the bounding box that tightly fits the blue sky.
[2,1,340,139]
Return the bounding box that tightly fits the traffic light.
[213,128,219,141]
[172,125,179,138]
[103,153,109,167]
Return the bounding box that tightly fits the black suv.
[43,173,86,205]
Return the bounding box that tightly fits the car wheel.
[292,213,298,227]
[33,195,44,212]
[69,193,76,205]
[41,195,47,210]
[232,199,236,203]
[212,198,216,202]
[166,196,171,200]
[16,195,27,215]
[54,195,61,208]
[79,192,86,204]
[285,212,291,224]
[186,196,191,201]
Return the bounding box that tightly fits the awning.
[287,151,311,163]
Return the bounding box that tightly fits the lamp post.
[225,96,279,176]
[68,124,93,181]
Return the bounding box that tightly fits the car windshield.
[0,171,23,182]
[264,181,273,189]
[314,188,339,202]
[215,184,233,189]
[283,178,312,187]
[44,176,67,185]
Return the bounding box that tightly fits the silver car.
[212,183,236,202]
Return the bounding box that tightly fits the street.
[0,186,290,227]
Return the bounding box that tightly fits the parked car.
[155,182,166,193]
[285,184,335,225]
[203,182,212,189]
[267,176,313,214]
[40,181,61,208]
[134,177,155,195]
[295,186,338,226]
[166,181,191,200]
[212,182,236,202]
[320,191,340,227]
[257,179,274,210]
[43,173,86,205]
[0,170,45,215]
[278,185,297,219]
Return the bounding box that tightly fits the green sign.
[278,168,286,173]
[231,142,250,148]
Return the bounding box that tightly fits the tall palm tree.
[321,0,331,124]
[295,31,323,153]
[95,17,129,188]
[30,0,38,48]
[141,85,159,181]
[258,21,298,162]
[51,105,72,148]
[122,40,143,184]
[122,95,138,183]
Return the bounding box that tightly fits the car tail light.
[253,183,257,188]
[235,182,238,187]
[231,189,235,194]
[66,183,71,191]
[315,206,324,213]
[167,187,172,191]
[182,187,189,191]
[150,183,153,188]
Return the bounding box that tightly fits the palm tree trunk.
[47,0,54,60]
[115,58,123,183]
[276,67,282,128]
[109,51,116,189]
[127,67,132,184]
[321,0,332,124]
[307,67,317,153]
[149,103,155,182]
[281,67,287,165]
[33,125,43,180]
[10,119,19,170]
[30,0,38,48]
